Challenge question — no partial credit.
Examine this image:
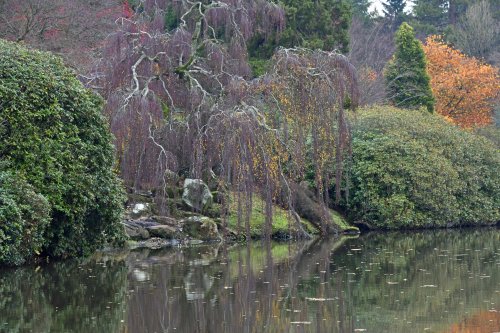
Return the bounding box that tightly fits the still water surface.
[1,229,499,333]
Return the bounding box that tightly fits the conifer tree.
[412,0,449,34]
[384,23,435,112]
[278,0,352,53]
[382,0,407,30]
[248,0,352,67]
[348,0,372,21]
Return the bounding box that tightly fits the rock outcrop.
[182,179,213,212]
[181,216,222,242]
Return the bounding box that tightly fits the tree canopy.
[423,35,499,127]
[279,0,352,53]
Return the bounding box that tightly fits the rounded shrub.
[0,168,51,266]
[346,106,500,229]
[0,39,125,260]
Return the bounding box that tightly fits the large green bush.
[0,39,125,260]
[0,167,50,266]
[346,106,500,229]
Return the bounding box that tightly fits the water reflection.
[0,255,128,333]
[0,229,499,333]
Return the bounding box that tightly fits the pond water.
[1,229,499,333]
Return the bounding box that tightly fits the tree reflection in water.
[0,254,128,333]
[0,229,499,333]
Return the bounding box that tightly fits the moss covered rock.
[182,216,221,242]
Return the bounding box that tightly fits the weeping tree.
[92,0,285,190]
[92,0,358,238]
[265,48,359,233]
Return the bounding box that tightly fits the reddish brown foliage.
[423,36,500,128]
[447,310,500,333]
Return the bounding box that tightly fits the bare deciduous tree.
[0,0,124,69]
[348,19,394,105]
[453,0,499,62]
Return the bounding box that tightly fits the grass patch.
[227,193,317,238]
[330,210,360,233]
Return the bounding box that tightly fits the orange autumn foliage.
[423,36,500,128]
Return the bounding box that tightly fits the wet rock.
[181,216,221,242]
[147,225,180,239]
[124,219,183,240]
[182,179,213,212]
[124,220,151,240]
[132,269,150,282]
[151,215,178,226]
[127,202,152,219]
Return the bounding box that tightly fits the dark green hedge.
[346,106,500,229]
[0,167,50,266]
[0,39,125,263]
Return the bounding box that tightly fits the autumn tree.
[385,23,435,112]
[267,48,359,232]
[423,36,500,127]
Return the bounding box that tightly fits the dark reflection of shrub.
[0,259,128,333]
[333,230,500,331]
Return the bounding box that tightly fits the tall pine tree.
[412,0,449,34]
[384,23,435,112]
[382,0,407,30]
[348,0,372,21]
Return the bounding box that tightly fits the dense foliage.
[1,0,499,264]
[96,0,358,238]
[385,23,435,112]
[411,0,448,35]
[0,167,50,266]
[382,0,408,30]
[346,106,500,229]
[0,39,124,261]
[248,0,352,75]
[279,0,352,53]
[423,36,499,127]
